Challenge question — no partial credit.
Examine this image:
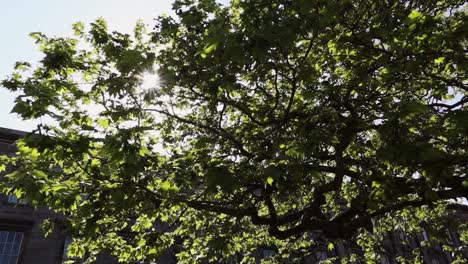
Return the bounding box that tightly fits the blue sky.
[0,0,175,132]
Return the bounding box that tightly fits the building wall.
[0,128,67,264]
[0,201,66,264]
[0,128,177,264]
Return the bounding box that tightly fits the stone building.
[0,127,69,264]
[0,127,175,264]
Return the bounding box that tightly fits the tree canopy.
[1,0,467,263]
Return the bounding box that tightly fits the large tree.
[1,0,467,263]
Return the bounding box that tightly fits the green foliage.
[1,0,467,263]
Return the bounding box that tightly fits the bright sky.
[0,0,176,132]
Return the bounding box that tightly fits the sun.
[137,68,163,93]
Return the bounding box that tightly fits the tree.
[1,0,467,263]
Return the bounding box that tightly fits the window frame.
[0,230,24,264]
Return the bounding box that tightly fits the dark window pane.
[8,256,18,264]
[11,244,20,256]
[5,243,13,256]
[0,231,23,260]
[6,233,14,243]
[1,244,7,255]
[12,233,19,244]
[7,195,18,204]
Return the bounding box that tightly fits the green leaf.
[161,181,171,190]
[266,177,274,185]
[72,22,85,36]
[97,118,110,129]
[408,10,423,21]
[139,147,150,157]
[14,61,31,71]
[201,42,218,58]
[204,43,218,54]
[91,159,101,167]
[32,169,47,179]
[434,57,445,65]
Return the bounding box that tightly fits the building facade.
[0,127,69,264]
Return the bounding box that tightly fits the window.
[398,231,407,241]
[421,230,429,242]
[7,195,27,205]
[445,227,455,244]
[381,255,391,264]
[0,231,23,264]
[262,249,275,258]
[315,251,327,262]
[7,196,18,204]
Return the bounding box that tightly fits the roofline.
[0,127,29,142]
